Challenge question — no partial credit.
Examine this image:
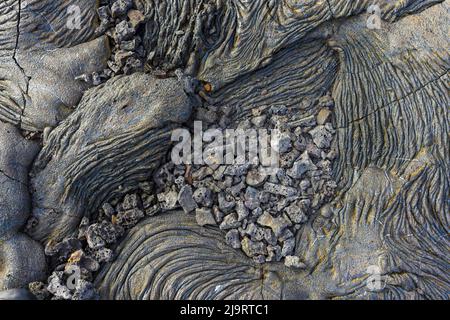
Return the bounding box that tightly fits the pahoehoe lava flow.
[0,0,448,300]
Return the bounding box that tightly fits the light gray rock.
[193,187,214,208]
[115,21,135,43]
[264,229,278,246]
[195,208,216,226]
[257,212,292,237]
[244,223,266,242]
[263,182,298,197]
[72,279,98,300]
[236,201,249,222]
[281,238,295,257]
[111,0,133,18]
[91,247,114,264]
[244,186,260,210]
[252,207,263,218]
[284,256,307,269]
[276,132,292,154]
[251,115,267,127]
[157,188,179,211]
[102,203,116,217]
[228,181,246,197]
[219,213,241,230]
[121,194,141,210]
[178,185,197,213]
[224,164,250,177]
[309,125,333,149]
[285,202,308,224]
[47,272,72,300]
[225,229,241,249]
[246,169,268,187]
[218,192,235,213]
[286,151,317,179]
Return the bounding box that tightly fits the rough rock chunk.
[157,188,179,211]
[127,10,146,28]
[285,202,308,224]
[257,212,291,237]
[115,208,144,228]
[284,256,306,269]
[67,250,100,272]
[102,203,116,217]
[244,186,260,210]
[219,213,241,230]
[29,282,50,300]
[225,229,241,249]
[236,201,249,221]
[195,208,216,226]
[246,169,268,187]
[178,185,197,213]
[267,245,282,262]
[218,192,235,213]
[241,237,267,257]
[276,132,292,154]
[263,182,297,197]
[86,222,119,250]
[281,238,295,257]
[287,151,317,179]
[91,247,113,264]
[72,279,99,300]
[193,187,214,207]
[121,194,141,210]
[47,272,71,300]
[309,125,333,149]
[111,0,133,18]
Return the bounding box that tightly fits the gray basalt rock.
[0,0,110,131]
[0,121,46,291]
[0,233,46,291]
[178,185,197,214]
[0,122,38,239]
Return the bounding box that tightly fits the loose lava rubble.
[27,0,338,300]
[171,95,338,265]
[75,0,148,86]
[28,91,338,300]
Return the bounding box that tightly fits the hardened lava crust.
[0,0,448,300]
